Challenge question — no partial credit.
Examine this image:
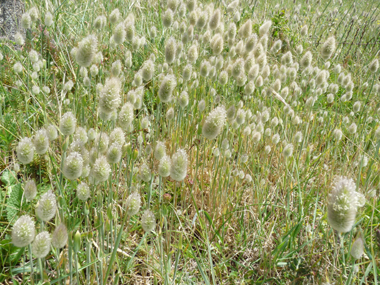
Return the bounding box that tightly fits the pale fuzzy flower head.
[142,59,155,81]
[14,32,24,45]
[111,60,122,77]
[110,127,125,146]
[63,80,74,92]
[75,35,98,67]
[29,7,39,22]
[21,13,32,29]
[60,112,77,136]
[369,58,379,73]
[321,36,336,61]
[32,231,51,258]
[333,128,343,141]
[99,77,121,115]
[74,127,88,145]
[283,143,294,158]
[158,75,177,103]
[351,237,364,260]
[109,8,121,25]
[24,179,37,201]
[327,176,363,233]
[36,190,57,221]
[141,209,156,233]
[347,122,357,135]
[16,137,35,164]
[113,22,126,44]
[14,62,23,73]
[63,152,83,180]
[126,192,141,216]
[91,156,111,183]
[209,8,221,30]
[12,215,35,247]
[158,155,171,177]
[202,106,227,140]
[45,12,54,26]
[95,132,109,153]
[259,20,272,37]
[165,37,177,64]
[179,91,189,108]
[52,224,68,249]
[77,181,90,201]
[170,149,188,181]
[107,143,122,164]
[118,102,134,130]
[33,129,49,155]
[139,163,152,183]
[154,141,166,160]
[162,8,174,28]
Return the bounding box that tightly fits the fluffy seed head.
[60,112,77,136]
[187,44,198,62]
[162,9,174,28]
[321,36,336,61]
[24,179,37,201]
[13,62,23,73]
[12,215,35,247]
[158,75,177,103]
[32,231,51,258]
[33,129,49,155]
[300,25,308,36]
[209,8,221,30]
[283,143,294,158]
[179,91,189,108]
[139,163,152,182]
[63,152,83,180]
[95,132,109,153]
[333,128,343,141]
[158,155,171,177]
[301,51,312,69]
[369,59,379,73]
[351,237,364,260]
[110,127,125,146]
[202,106,227,140]
[113,22,126,44]
[21,13,32,29]
[211,34,224,55]
[154,141,166,160]
[94,15,106,29]
[219,71,228,85]
[107,143,122,164]
[141,210,156,233]
[327,176,362,233]
[45,12,53,26]
[75,35,97,67]
[165,37,177,64]
[118,103,134,130]
[99,77,121,115]
[77,181,90,201]
[91,156,111,183]
[126,192,141,216]
[109,8,120,24]
[52,224,68,249]
[142,59,155,81]
[259,20,272,37]
[36,190,57,221]
[170,149,188,181]
[238,19,252,39]
[14,32,24,45]
[16,137,35,164]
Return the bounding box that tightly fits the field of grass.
[1,0,380,283]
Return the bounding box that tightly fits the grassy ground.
[1,0,380,284]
